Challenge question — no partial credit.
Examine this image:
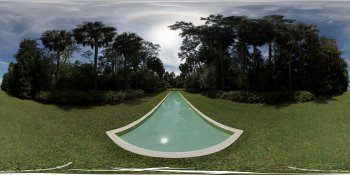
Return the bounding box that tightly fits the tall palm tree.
[41,30,72,88]
[73,21,116,89]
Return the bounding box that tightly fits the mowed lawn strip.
[181,91,350,172]
[0,91,169,171]
[0,90,350,173]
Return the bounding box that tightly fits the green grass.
[0,90,350,173]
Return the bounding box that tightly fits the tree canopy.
[2,22,170,99]
[170,14,348,95]
[73,21,117,89]
[1,15,348,102]
[41,30,72,88]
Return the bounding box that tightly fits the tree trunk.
[135,72,138,89]
[219,44,225,90]
[239,42,248,89]
[112,50,116,75]
[268,42,273,90]
[123,54,127,90]
[196,60,202,73]
[253,45,258,89]
[56,51,60,89]
[273,41,277,89]
[288,51,292,91]
[134,65,138,89]
[268,42,272,68]
[111,59,115,75]
[94,43,98,90]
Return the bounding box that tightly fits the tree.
[179,62,192,79]
[1,63,14,92]
[61,42,81,64]
[169,22,202,73]
[6,39,51,98]
[307,37,348,94]
[140,41,164,78]
[113,32,143,89]
[146,57,165,78]
[170,15,235,90]
[100,46,123,75]
[73,21,116,89]
[200,15,236,89]
[261,15,286,90]
[163,71,176,88]
[173,14,348,95]
[140,41,161,63]
[41,30,72,88]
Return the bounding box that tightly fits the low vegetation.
[34,89,144,105]
[203,90,314,104]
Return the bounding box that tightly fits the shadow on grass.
[121,98,148,106]
[261,102,293,109]
[312,96,338,104]
[54,104,94,111]
[261,96,338,109]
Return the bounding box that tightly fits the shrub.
[1,73,10,92]
[202,90,223,98]
[219,90,314,104]
[34,89,145,105]
[289,91,314,102]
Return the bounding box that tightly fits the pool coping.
[106,91,243,158]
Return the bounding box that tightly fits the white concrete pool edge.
[178,92,243,138]
[106,91,243,158]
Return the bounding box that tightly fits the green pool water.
[118,91,232,152]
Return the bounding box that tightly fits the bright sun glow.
[151,24,181,48]
[160,137,169,144]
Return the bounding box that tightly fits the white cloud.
[0,61,9,65]
[295,6,324,10]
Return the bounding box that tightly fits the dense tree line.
[170,15,348,95]
[1,15,348,102]
[1,21,171,99]
[1,39,52,99]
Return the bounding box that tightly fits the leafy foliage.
[2,21,167,103]
[1,39,52,99]
[73,21,117,89]
[219,90,314,104]
[2,16,347,105]
[34,89,144,105]
[171,14,349,96]
[41,30,72,87]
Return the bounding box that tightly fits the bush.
[1,73,9,92]
[34,89,145,105]
[219,90,314,104]
[290,91,314,102]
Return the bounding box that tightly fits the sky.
[1,0,350,82]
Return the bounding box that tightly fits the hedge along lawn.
[0,90,350,173]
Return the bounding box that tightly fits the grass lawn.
[0,90,350,173]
